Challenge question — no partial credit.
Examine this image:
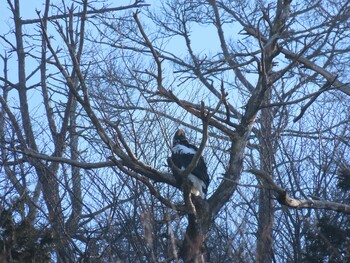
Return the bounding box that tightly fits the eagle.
[171,129,210,199]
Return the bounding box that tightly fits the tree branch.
[293,77,336,122]
[249,169,350,214]
[21,2,149,25]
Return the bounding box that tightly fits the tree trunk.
[256,188,274,263]
[255,89,274,263]
[180,198,211,263]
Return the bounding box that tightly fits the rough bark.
[255,89,274,263]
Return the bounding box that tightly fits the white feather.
[188,174,206,198]
[177,168,206,198]
[172,144,196,154]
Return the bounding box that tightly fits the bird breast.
[172,144,196,155]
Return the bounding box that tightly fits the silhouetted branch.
[249,169,350,214]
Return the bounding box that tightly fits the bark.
[180,198,211,263]
[255,89,274,263]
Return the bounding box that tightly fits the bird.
[170,129,210,199]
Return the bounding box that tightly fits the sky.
[0,0,244,123]
[0,0,241,80]
[0,0,134,80]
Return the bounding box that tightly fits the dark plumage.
[171,129,210,198]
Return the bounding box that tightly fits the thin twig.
[293,76,337,122]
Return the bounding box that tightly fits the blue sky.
[0,0,244,116]
[0,0,241,73]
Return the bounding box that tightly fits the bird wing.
[191,156,210,188]
[171,143,210,188]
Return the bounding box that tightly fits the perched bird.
[171,129,210,199]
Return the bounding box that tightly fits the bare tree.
[1,0,350,262]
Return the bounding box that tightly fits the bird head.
[173,129,188,145]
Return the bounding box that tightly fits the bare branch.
[133,11,166,94]
[249,169,350,214]
[21,2,150,25]
[293,77,336,122]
